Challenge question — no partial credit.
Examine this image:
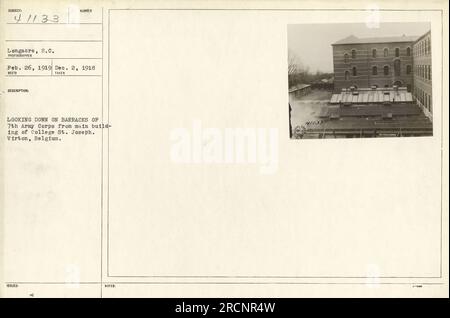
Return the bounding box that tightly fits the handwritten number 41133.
[13,14,60,24]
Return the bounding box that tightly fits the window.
[406,47,411,56]
[344,53,349,63]
[372,49,377,58]
[383,65,389,75]
[351,49,356,59]
[406,65,411,75]
[395,48,400,57]
[384,48,388,57]
[344,71,350,80]
[372,66,378,75]
[394,59,401,76]
[352,67,357,76]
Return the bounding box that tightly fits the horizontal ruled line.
[108,8,442,12]
[6,22,102,25]
[5,57,102,60]
[107,275,444,279]
[6,40,102,42]
[4,281,445,285]
[5,75,102,77]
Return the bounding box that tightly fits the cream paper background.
[0,0,448,297]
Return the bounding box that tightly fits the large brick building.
[412,30,432,118]
[332,35,416,92]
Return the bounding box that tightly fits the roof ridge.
[333,34,422,45]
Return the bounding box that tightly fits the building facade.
[412,31,432,118]
[332,35,416,92]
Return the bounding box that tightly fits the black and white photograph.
[288,22,433,139]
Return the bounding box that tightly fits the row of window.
[371,63,412,76]
[343,47,411,62]
[344,84,412,91]
[414,36,431,57]
[344,61,409,78]
[415,64,432,81]
[415,87,432,113]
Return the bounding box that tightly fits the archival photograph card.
[0,0,448,298]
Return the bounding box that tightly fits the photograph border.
[105,8,445,283]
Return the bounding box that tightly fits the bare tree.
[288,50,308,87]
[288,49,301,76]
[288,49,332,88]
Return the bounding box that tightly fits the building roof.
[330,87,413,104]
[332,34,419,45]
[299,103,432,138]
[289,84,311,93]
[319,103,422,118]
[414,30,432,43]
[300,116,432,138]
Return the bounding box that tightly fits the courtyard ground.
[289,89,333,135]
[297,89,333,101]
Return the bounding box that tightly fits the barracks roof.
[330,87,413,104]
[332,34,419,45]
